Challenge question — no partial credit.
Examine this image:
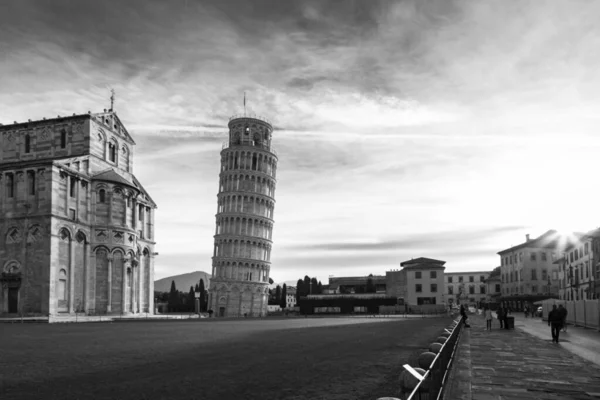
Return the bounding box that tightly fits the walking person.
[497,306,505,329]
[548,304,563,343]
[503,306,510,330]
[460,304,470,327]
[484,307,493,330]
[558,304,568,333]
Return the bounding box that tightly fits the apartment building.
[557,228,600,300]
[444,271,490,307]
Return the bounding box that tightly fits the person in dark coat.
[548,304,563,343]
[497,307,505,329]
[503,307,510,330]
[460,305,469,326]
[558,304,568,332]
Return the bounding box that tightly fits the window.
[6,173,14,198]
[495,284,501,293]
[69,208,76,219]
[532,285,538,293]
[448,276,453,283]
[480,286,486,294]
[531,269,537,280]
[431,284,437,292]
[70,178,76,198]
[58,269,68,300]
[541,252,547,261]
[531,252,537,261]
[27,171,35,195]
[415,284,422,293]
[480,275,485,282]
[430,271,437,279]
[541,269,547,281]
[415,271,422,279]
[469,286,475,294]
[60,129,66,148]
[458,276,463,283]
[584,243,589,255]
[108,143,116,162]
[448,286,454,294]
[25,134,31,153]
[520,252,523,262]
[469,276,474,283]
[98,189,106,203]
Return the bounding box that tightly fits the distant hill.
[154,271,212,293]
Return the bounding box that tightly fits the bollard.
[399,367,430,397]
[429,342,443,353]
[440,331,451,338]
[435,336,447,344]
[418,352,437,370]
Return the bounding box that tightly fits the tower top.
[110,89,115,111]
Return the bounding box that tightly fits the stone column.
[64,174,69,216]
[68,236,75,313]
[75,177,80,218]
[131,265,137,313]
[148,254,154,315]
[84,242,90,313]
[0,173,4,215]
[122,261,128,313]
[250,292,255,316]
[138,257,143,313]
[132,198,137,230]
[88,249,96,312]
[108,190,113,225]
[225,291,230,317]
[107,256,113,313]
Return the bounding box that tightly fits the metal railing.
[222,140,278,156]
[404,316,465,400]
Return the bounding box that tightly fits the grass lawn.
[0,316,450,400]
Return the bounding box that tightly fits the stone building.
[398,257,446,307]
[208,115,277,317]
[557,228,600,301]
[444,270,490,307]
[0,110,157,317]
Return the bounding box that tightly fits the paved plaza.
[445,313,600,400]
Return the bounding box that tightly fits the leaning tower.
[208,115,277,317]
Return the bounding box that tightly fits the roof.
[400,257,446,267]
[497,230,585,255]
[92,169,137,188]
[444,271,491,275]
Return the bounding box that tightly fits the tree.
[199,278,206,312]
[188,286,196,312]
[195,283,199,292]
[366,278,376,293]
[275,285,282,304]
[168,280,179,311]
[317,281,323,294]
[280,284,287,309]
[304,276,311,294]
[310,277,319,294]
[296,279,304,303]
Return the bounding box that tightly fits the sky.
[2,0,600,285]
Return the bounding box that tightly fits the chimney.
[526,234,530,242]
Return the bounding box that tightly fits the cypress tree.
[275,285,282,304]
[280,284,287,309]
[168,280,178,311]
[188,286,196,312]
[296,279,304,303]
[199,278,206,312]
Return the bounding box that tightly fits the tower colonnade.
[208,116,278,317]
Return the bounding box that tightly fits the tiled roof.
[92,169,136,188]
[400,257,446,267]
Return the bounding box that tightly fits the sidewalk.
[444,314,600,400]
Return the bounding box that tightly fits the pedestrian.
[548,304,563,343]
[484,306,493,330]
[503,307,510,330]
[524,305,529,318]
[497,307,505,329]
[460,304,469,327]
[558,304,568,333]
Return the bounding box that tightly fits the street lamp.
[194,291,200,314]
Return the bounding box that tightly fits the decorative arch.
[6,227,22,244]
[2,260,21,274]
[92,245,111,254]
[58,227,72,241]
[27,225,43,243]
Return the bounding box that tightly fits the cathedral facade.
[0,110,156,317]
[208,115,278,317]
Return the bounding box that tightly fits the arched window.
[6,173,14,198]
[58,269,68,301]
[60,130,66,148]
[108,143,116,162]
[27,171,35,195]
[98,189,106,203]
[25,134,31,153]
